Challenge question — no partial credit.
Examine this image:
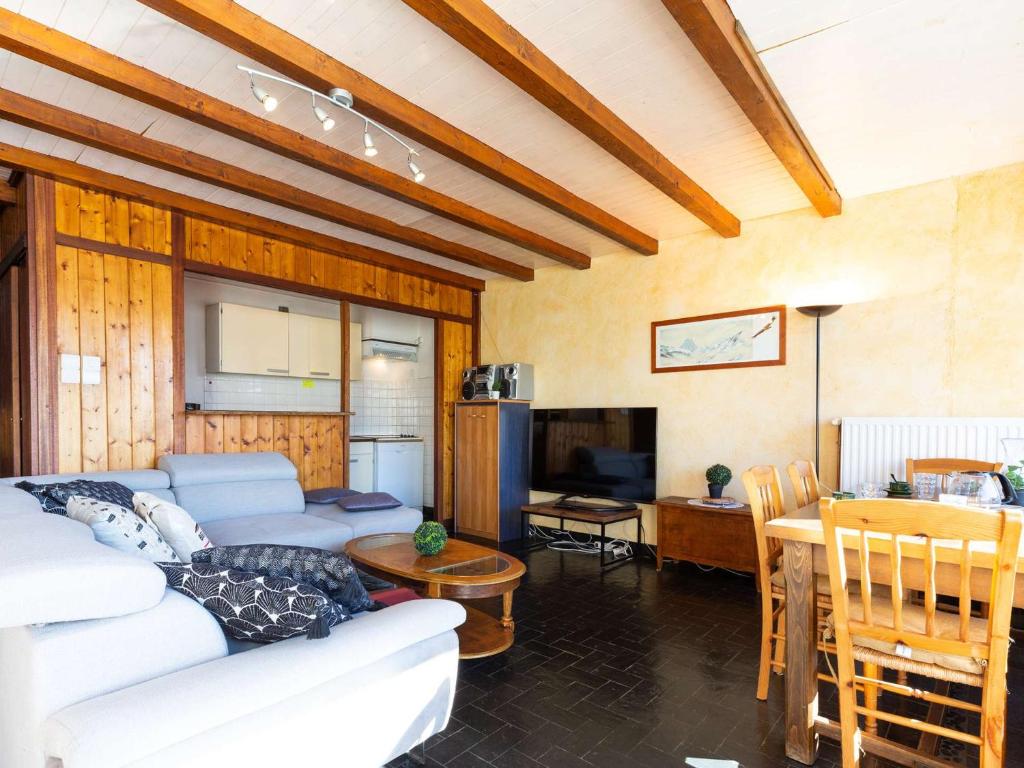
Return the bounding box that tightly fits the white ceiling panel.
[729,0,1024,198]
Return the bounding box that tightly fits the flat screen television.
[530,407,657,503]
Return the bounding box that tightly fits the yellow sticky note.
[302,379,315,389]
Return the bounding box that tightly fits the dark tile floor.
[390,545,1023,768]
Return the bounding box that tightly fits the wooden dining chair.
[906,457,1002,491]
[787,459,820,508]
[743,465,831,700]
[820,498,1022,768]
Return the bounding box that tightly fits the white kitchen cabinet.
[308,316,341,379]
[289,314,341,379]
[349,322,362,381]
[206,303,289,377]
[349,441,375,493]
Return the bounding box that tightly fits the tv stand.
[519,502,642,569]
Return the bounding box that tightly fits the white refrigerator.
[373,439,424,510]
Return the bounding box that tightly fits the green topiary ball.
[413,521,448,556]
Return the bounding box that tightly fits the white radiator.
[838,417,1024,490]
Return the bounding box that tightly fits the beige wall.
[482,162,1024,542]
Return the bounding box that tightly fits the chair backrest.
[906,457,1001,491]
[742,465,787,581]
[820,498,1021,670]
[787,459,820,508]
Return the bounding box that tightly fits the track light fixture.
[407,156,426,184]
[238,64,425,182]
[312,103,335,132]
[248,77,278,112]
[362,122,378,157]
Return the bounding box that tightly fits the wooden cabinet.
[207,302,341,380]
[289,314,341,379]
[655,496,758,578]
[206,302,289,377]
[455,401,529,542]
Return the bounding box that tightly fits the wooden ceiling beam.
[0,141,484,292]
[136,0,659,255]
[399,0,740,238]
[0,88,532,281]
[660,0,841,217]
[0,8,586,269]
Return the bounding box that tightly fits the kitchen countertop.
[348,436,419,442]
[184,410,354,417]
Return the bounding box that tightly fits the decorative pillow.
[65,495,180,563]
[304,487,361,504]
[15,479,135,517]
[157,562,349,643]
[133,491,215,561]
[335,492,403,512]
[192,544,375,614]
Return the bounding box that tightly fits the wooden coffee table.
[344,533,526,659]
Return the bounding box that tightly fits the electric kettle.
[948,471,1017,506]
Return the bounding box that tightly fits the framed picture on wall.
[651,305,786,373]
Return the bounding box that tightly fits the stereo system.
[461,363,534,401]
[461,364,498,401]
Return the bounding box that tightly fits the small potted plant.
[705,464,732,499]
[413,521,448,556]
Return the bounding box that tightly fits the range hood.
[361,337,419,362]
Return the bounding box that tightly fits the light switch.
[82,355,101,385]
[59,354,80,384]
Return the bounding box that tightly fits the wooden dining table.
[765,500,1024,767]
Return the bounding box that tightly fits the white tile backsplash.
[351,376,434,505]
[203,372,341,412]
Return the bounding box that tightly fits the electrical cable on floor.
[527,522,633,559]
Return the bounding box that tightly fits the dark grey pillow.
[15,479,135,517]
[336,492,403,512]
[304,487,361,504]
[157,561,348,643]
[192,544,375,614]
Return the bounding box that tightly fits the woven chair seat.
[828,594,988,679]
[850,645,984,687]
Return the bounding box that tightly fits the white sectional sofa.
[0,452,463,768]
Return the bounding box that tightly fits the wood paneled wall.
[0,179,26,475]
[185,218,474,321]
[436,319,474,523]
[17,178,477,493]
[54,183,174,472]
[183,412,343,489]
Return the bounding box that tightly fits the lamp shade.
[796,304,842,318]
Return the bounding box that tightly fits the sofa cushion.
[336,491,403,512]
[157,562,350,643]
[202,513,354,552]
[173,479,306,524]
[0,513,166,628]
[1,468,171,491]
[15,479,136,517]
[0,484,44,518]
[307,504,423,538]
[159,452,297,487]
[66,495,181,563]
[304,486,360,504]
[42,600,465,768]
[192,544,375,614]
[134,491,215,560]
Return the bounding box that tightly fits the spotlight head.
[408,158,426,183]
[313,105,335,131]
[363,130,378,157]
[251,84,277,112]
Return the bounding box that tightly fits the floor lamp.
[796,305,842,472]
